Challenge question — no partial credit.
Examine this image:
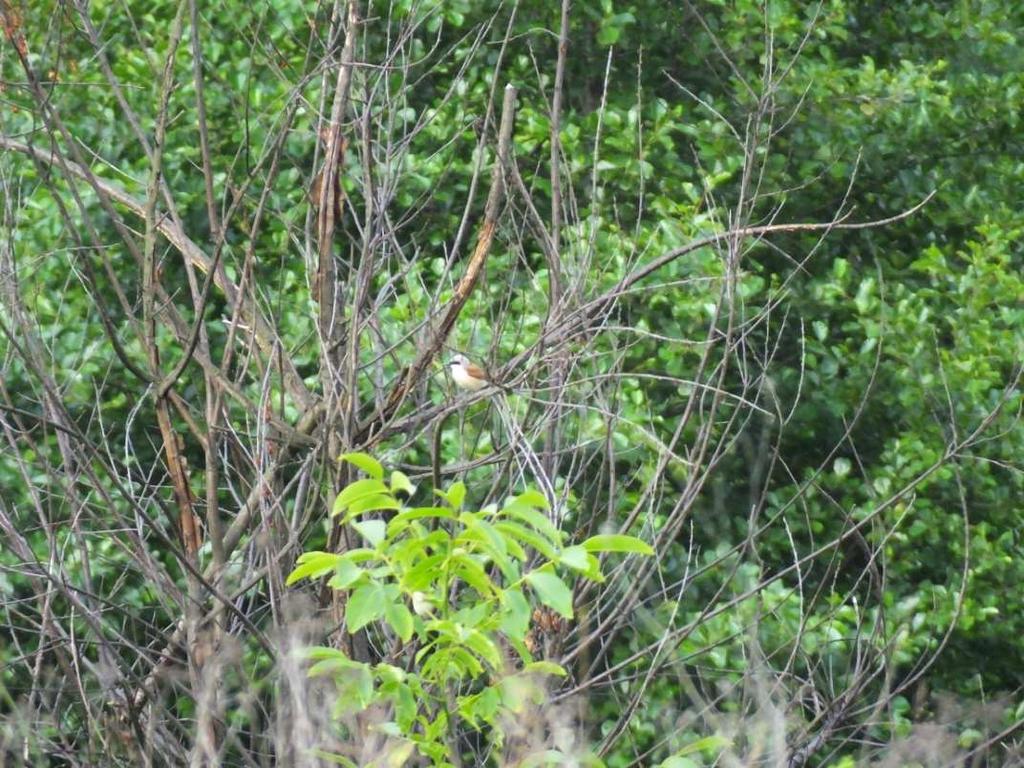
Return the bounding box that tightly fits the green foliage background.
[1,0,1022,765]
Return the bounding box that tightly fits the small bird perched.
[411,590,435,617]
[449,354,493,392]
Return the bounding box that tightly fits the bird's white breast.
[452,365,487,391]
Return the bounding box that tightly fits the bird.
[411,591,435,617]
[448,353,493,392]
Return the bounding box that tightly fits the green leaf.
[495,528,526,561]
[352,519,386,547]
[452,601,489,628]
[524,571,573,619]
[388,506,454,537]
[463,629,502,668]
[597,23,620,46]
[374,663,406,684]
[439,481,466,509]
[523,660,567,677]
[459,515,508,558]
[286,551,340,585]
[452,555,496,597]
[332,478,391,516]
[347,582,389,633]
[659,758,698,768]
[424,645,483,680]
[458,517,515,579]
[560,545,604,582]
[338,452,384,480]
[580,534,654,555]
[352,664,374,708]
[328,559,364,590]
[345,493,402,518]
[385,600,414,642]
[308,656,361,677]
[388,682,417,731]
[503,498,562,544]
[500,588,532,639]
[306,649,368,684]
[559,545,589,571]
[391,506,454,524]
[390,470,415,496]
[405,553,448,590]
[495,520,559,560]
[338,548,378,564]
[511,489,549,510]
[662,735,731,762]
[303,646,353,662]
[459,686,500,728]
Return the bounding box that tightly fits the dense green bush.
[1,0,1021,765]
